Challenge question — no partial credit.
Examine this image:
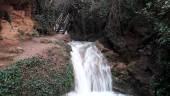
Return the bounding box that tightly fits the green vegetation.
[32,0,59,35]
[151,50,170,96]
[0,0,169,96]
[0,11,11,23]
[130,0,170,96]
[140,1,170,96]
[0,57,73,96]
[108,0,170,95]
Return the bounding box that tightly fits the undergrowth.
[0,57,73,96]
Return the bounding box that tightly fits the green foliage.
[120,0,139,28]
[0,65,22,96]
[137,1,170,96]
[121,0,170,95]
[0,57,73,96]
[156,23,170,47]
[69,0,111,40]
[151,49,170,96]
[33,0,59,35]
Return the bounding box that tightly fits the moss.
[0,57,74,96]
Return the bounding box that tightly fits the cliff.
[0,0,34,46]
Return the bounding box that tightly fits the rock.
[116,63,127,70]
[0,2,34,43]
[40,38,52,44]
[16,47,24,53]
[95,40,110,52]
[7,47,24,54]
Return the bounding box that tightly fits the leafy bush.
[0,57,73,96]
[138,0,170,96]
[0,65,22,96]
[119,0,170,95]
[151,48,170,96]
[32,0,60,35]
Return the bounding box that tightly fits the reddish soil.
[0,34,70,68]
[0,3,34,46]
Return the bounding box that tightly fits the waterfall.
[67,41,126,96]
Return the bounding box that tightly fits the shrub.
[0,57,73,96]
[32,0,60,35]
[138,0,170,96]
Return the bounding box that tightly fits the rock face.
[0,2,34,46]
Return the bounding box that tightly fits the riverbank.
[0,34,74,96]
[0,34,70,68]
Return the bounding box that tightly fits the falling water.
[67,41,126,96]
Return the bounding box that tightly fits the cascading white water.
[67,41,126,96]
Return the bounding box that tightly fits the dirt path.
[0,34,70,68]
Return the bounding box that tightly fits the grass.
[0,57,74,96]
